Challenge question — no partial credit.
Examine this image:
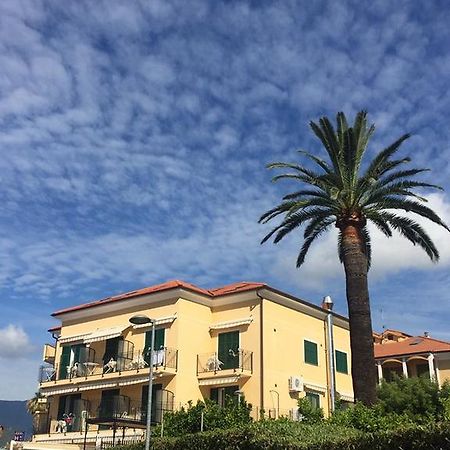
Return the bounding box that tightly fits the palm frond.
[372,197,450,231]
[296,218,334,267]
[260,207,332,244]
[373,212,440,261]
[297,150,332,174]
[363,134,411,180]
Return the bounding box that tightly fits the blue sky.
[1,0,450,400]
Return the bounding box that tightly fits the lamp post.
[129,315,155,450]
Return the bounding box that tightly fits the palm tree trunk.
[341,223,377,405]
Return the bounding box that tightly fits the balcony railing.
[34,393,175,435]
[39,347,178,384]
[197,349,253,374]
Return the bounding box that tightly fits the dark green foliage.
[377,375,444,420]
[159,398,252,437]
[331,376,450,432]
[297,396,324,423]
[115,421,450,450]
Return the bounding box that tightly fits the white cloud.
[0,325,33,359]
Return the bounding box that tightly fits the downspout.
[323,296,336,413]
[257,291,265,417]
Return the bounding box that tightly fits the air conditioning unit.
[288,376,303,392]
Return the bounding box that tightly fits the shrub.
[160,398,252,437]
[115,421,450,450]
[297,397,324,423]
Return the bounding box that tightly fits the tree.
[27,392,46,432]
[259,111,449,405]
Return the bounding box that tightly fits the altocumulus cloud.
[0,0,450,399]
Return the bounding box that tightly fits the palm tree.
[259,111,449,405]
[27,392,46,432]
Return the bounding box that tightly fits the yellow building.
[32,280,353,447]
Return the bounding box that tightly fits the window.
[210,385,239,407]
[305,392,320,409]
[304,340,318,366]
[335,350,348,374]
[218,331,239,369]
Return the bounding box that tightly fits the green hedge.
[115,422,450,450]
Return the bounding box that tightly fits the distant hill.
[0,401,32,447]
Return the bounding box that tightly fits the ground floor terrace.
[376,351,450,386]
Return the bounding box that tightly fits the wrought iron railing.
[197,349,253,374]
[34,392,174,435]
[39,347,178,384]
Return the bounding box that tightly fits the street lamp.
[129,315,155,450]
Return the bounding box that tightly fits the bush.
[159,398,252,437]
[297,397,324,423]
[115,421,450,450]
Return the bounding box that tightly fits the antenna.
[380,307,386,331]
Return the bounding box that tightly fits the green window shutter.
[304,340,318,366]
[218,331,239,369]
[144,328,165,351]
[144,328,165,364]
[335,350,348,374]
[305,392,320,409]
[59,346,71,379]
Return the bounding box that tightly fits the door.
[99,389,120,418]
[141,384,163,423]
[103,337,122,372]
[210,385,239,407]
[57,394,82,431]
[218,331,239,370]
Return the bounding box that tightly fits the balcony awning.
[58,332,92,344]
[84,325,129,344]
[78,381,118,391]
[209,317,253,331]
[303,382,327,394]
[41,387,78,396]
[199,376,240,386]
[132,314,177,330]
[119,377,149,386]
[338,392,354,402]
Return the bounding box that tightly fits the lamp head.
[129,315,153,325]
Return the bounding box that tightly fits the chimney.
[322,295,333,311]
[424,331,430,338]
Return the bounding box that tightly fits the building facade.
[374,329,450,385]
[33,280,353,446]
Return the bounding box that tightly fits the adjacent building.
[374,329,450,385]
[33,279,353,446]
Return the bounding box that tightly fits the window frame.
[335,349,348,374]
[303,339,319,366]
[305,391,320,409]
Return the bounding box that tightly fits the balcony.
[39,346,178,387]
[34,392,175,437]
[197,349,253,380]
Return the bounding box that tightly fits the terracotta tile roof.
[51,280,266,317]
[209,281,266,296]
[374,336,450,359]
[48,325,61,332]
